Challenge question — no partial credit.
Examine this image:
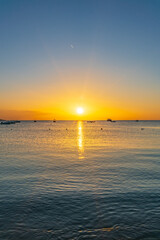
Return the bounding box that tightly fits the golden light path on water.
[77,121,84,159]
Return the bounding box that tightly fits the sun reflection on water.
[77,121,84,159]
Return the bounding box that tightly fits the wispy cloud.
[70,44,74,49]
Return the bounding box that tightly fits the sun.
[76,107,84,114]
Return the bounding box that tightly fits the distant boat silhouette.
[53,118,56,122]
[1,121,16,125]
[107,118,116,122]
[136,120,139,122]
[87,121,95,123]
[34,120,37,122]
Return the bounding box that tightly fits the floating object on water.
[53,118,56,122]
[87,121,95,123]
[107,119,116,122]
[34,120,37,122]
[1,120,21,125]
[1,121,16,125]
[141,128,144,130]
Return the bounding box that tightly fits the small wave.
[79,225,120,233]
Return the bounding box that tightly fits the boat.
[53,118,56,122]
[87,121,95,123]
[107,118,116,123]
[1,121,16,125]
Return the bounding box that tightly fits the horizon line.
[1,119,160,121]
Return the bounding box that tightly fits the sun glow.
[76,107,84,115]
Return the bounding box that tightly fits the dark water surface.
[0,121,160,239]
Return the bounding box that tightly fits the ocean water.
[0,120,160,240]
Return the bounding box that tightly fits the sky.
[0,0,160,120]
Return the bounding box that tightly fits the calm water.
[0,120,160,240]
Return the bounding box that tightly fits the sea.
[0,120,160,240]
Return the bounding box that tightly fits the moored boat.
[1,121,16,125]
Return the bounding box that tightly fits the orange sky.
[1,67,160,120]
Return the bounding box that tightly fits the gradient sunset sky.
[0,0,160,120]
